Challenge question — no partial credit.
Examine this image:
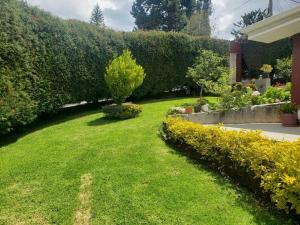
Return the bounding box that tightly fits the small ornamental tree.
[187,50,230,96]
[105,50,145,104]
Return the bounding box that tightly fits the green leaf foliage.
[0,0,254,135]
[187,50,230,95]
[105,50,145,104]
[276,57,292,82]
[102,103,143,119]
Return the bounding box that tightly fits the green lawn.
[0,98,291,225]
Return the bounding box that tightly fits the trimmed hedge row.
[0,0,228,135]
[162,118,300,215]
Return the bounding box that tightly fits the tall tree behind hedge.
[232,9,268,39]
[90,3,105,28]
[185,0,212,37]
[131,0,188,31]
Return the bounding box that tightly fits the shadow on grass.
[0,110,100,149]
[162,138,297,225]
[87,117,120,126]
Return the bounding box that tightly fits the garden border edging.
[176,103,286,124]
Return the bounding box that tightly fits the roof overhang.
[241,6,300,43]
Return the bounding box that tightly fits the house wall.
[292,33,300,105]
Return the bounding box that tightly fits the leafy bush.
[162,118,300,215]
[196,98,208,106]
[187,50,230,95]
[220,86,253,110]
[167,107,187,115]
[278,103,297,114]
[276,57,292,82]
[254,83,291,105]
[102,103,142,119]
[105,50,145,104]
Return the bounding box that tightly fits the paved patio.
[222,123,300,142]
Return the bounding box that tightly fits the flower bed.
[162,117,300,215]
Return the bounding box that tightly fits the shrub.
[276,57,292,82]
[105,50,145,104]
[167,107,187,115]
[278,103,297,114]
[162,118,300,215]
[220,86,253,110]
[254,83,291,105]
[187,50,230,95]
[102,103,142,119]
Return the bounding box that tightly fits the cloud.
[27,0,299,39]
[211,0,299,39]
[27,0,134,31]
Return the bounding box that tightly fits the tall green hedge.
[124,31,228,97]
[0,0,230,135]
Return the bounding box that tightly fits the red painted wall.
[292,33,300,106]
[229,41,242,82]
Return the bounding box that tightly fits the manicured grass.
[0,97,292,225]
[204,96,220,104]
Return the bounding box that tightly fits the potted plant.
[279,103,298,126]
[194,98,208,113]
[260,64,273,78]
[185,107,193,114]
[180,103,193,114]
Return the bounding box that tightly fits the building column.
[292,33,300,106]
[229,41,242,83]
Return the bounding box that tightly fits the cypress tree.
[131,0,188,32]
[185,0,212,37]
[90,3,105,28]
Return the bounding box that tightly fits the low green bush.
[220,85,253,110]
[253,83,291,105]
[278,103,297,114]
[162,117,300,215]
[102,103,142,119]
[167,107,187,116]
[276,57,292,82]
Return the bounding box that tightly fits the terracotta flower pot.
[280,113,298,127]
[185,107,193,114]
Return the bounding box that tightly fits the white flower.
[170,107,186,114]
[252,91,261,97]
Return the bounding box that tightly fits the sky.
[27,0,299,40]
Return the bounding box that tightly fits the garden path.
[222,123,300,141]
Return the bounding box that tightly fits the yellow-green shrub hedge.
[163,118,300,214]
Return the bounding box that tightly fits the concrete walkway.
[221,123,300,142]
